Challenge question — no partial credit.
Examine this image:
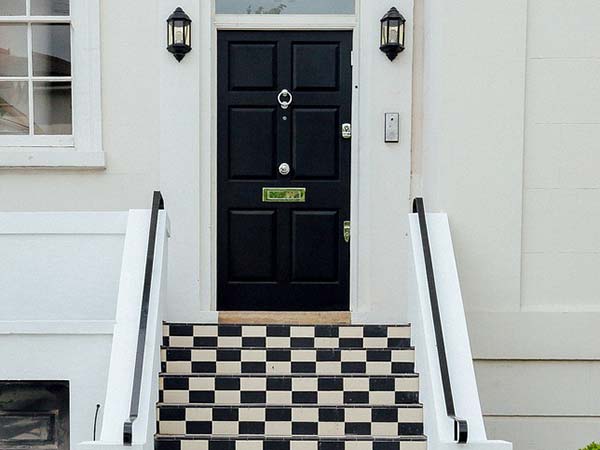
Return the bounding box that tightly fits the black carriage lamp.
[379,7,406,61]
[167,7,192,62]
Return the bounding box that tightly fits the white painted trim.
[0,0,104,168]
[408,212,512,450]
[207,9,360,312]
[0,320,114,335]
[0,149,106,168]
[214,14,357,30]
[0,212,128,234]
[0,135,74,146]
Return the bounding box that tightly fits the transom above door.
[217,30,353,311]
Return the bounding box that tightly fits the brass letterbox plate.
[262,187,306,203]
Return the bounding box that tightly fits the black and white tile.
[155,437,427,450]
[157,405,423,437]
[163,324,411,349]
[161,348,415,375]
[156,323,426,449]
[160,375,419,405]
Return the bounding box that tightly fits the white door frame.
[200,5,362,313]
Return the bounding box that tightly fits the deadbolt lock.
[342,123,352,139]
[278,163,291,176]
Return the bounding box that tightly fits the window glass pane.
[0,0,26,15]
[0,24,28,76]
[216,0,354,14]
[32,24,71,76]
[0,81,29,135]
[31,0,70,16]
[33,81,72,135]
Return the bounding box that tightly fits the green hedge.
[580,443,600,450]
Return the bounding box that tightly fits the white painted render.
[0,1,599,450]
[413,1,600,449]
[0,210,169,450]
[0,212,127,448]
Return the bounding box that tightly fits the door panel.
[228,210,277,281]
[228,42,278,90]
[292,43,339,90]
[292,210,339,282]
[229,107,276,179]
[293,108,339,179]
[218,31,352,311]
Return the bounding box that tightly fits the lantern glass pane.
[381,21,387,46]
[174,20,184,44]
[216,0,354,14]
[184,24,191,46]
[398,22,405,46]
[388,20,400,44]
[167,23,173,46]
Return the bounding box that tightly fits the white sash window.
[0,0,103,168]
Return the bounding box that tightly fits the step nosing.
[159,373,419,377]
[157,403,423,408]
[155,435,427,440]
[164,322,411,327]
[164,348,413,352]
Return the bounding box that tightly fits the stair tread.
[164,323,411,327]
[160,373,419,377]
[162,346,414,350]
[157,403,423,408]
[155,435,426,440]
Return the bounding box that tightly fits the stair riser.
[160,376,419,405]
[157,406,423,437]
[155,438,427,450]
[164,336,411,349]
[162,349,415,376]
[162,361,415,376]
[163,325,411,342]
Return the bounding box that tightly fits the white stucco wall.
[0,212,128,449]
[415,1,600,450]
[0,0,160,211]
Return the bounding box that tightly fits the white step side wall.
[408,212,512,450]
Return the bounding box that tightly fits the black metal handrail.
[123,191,165,445]
[412,197,468,443]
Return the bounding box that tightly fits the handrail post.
[412,198,468,444]
[123,191,164,445]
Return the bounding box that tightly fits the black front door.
[217,30,352,311]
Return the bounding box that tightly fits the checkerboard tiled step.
[159,375,419,405]
[157,405,424,437]
[163,324,411,349]
[157,323,426,449]
[154,436,427,450]
[161,348,415,375]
